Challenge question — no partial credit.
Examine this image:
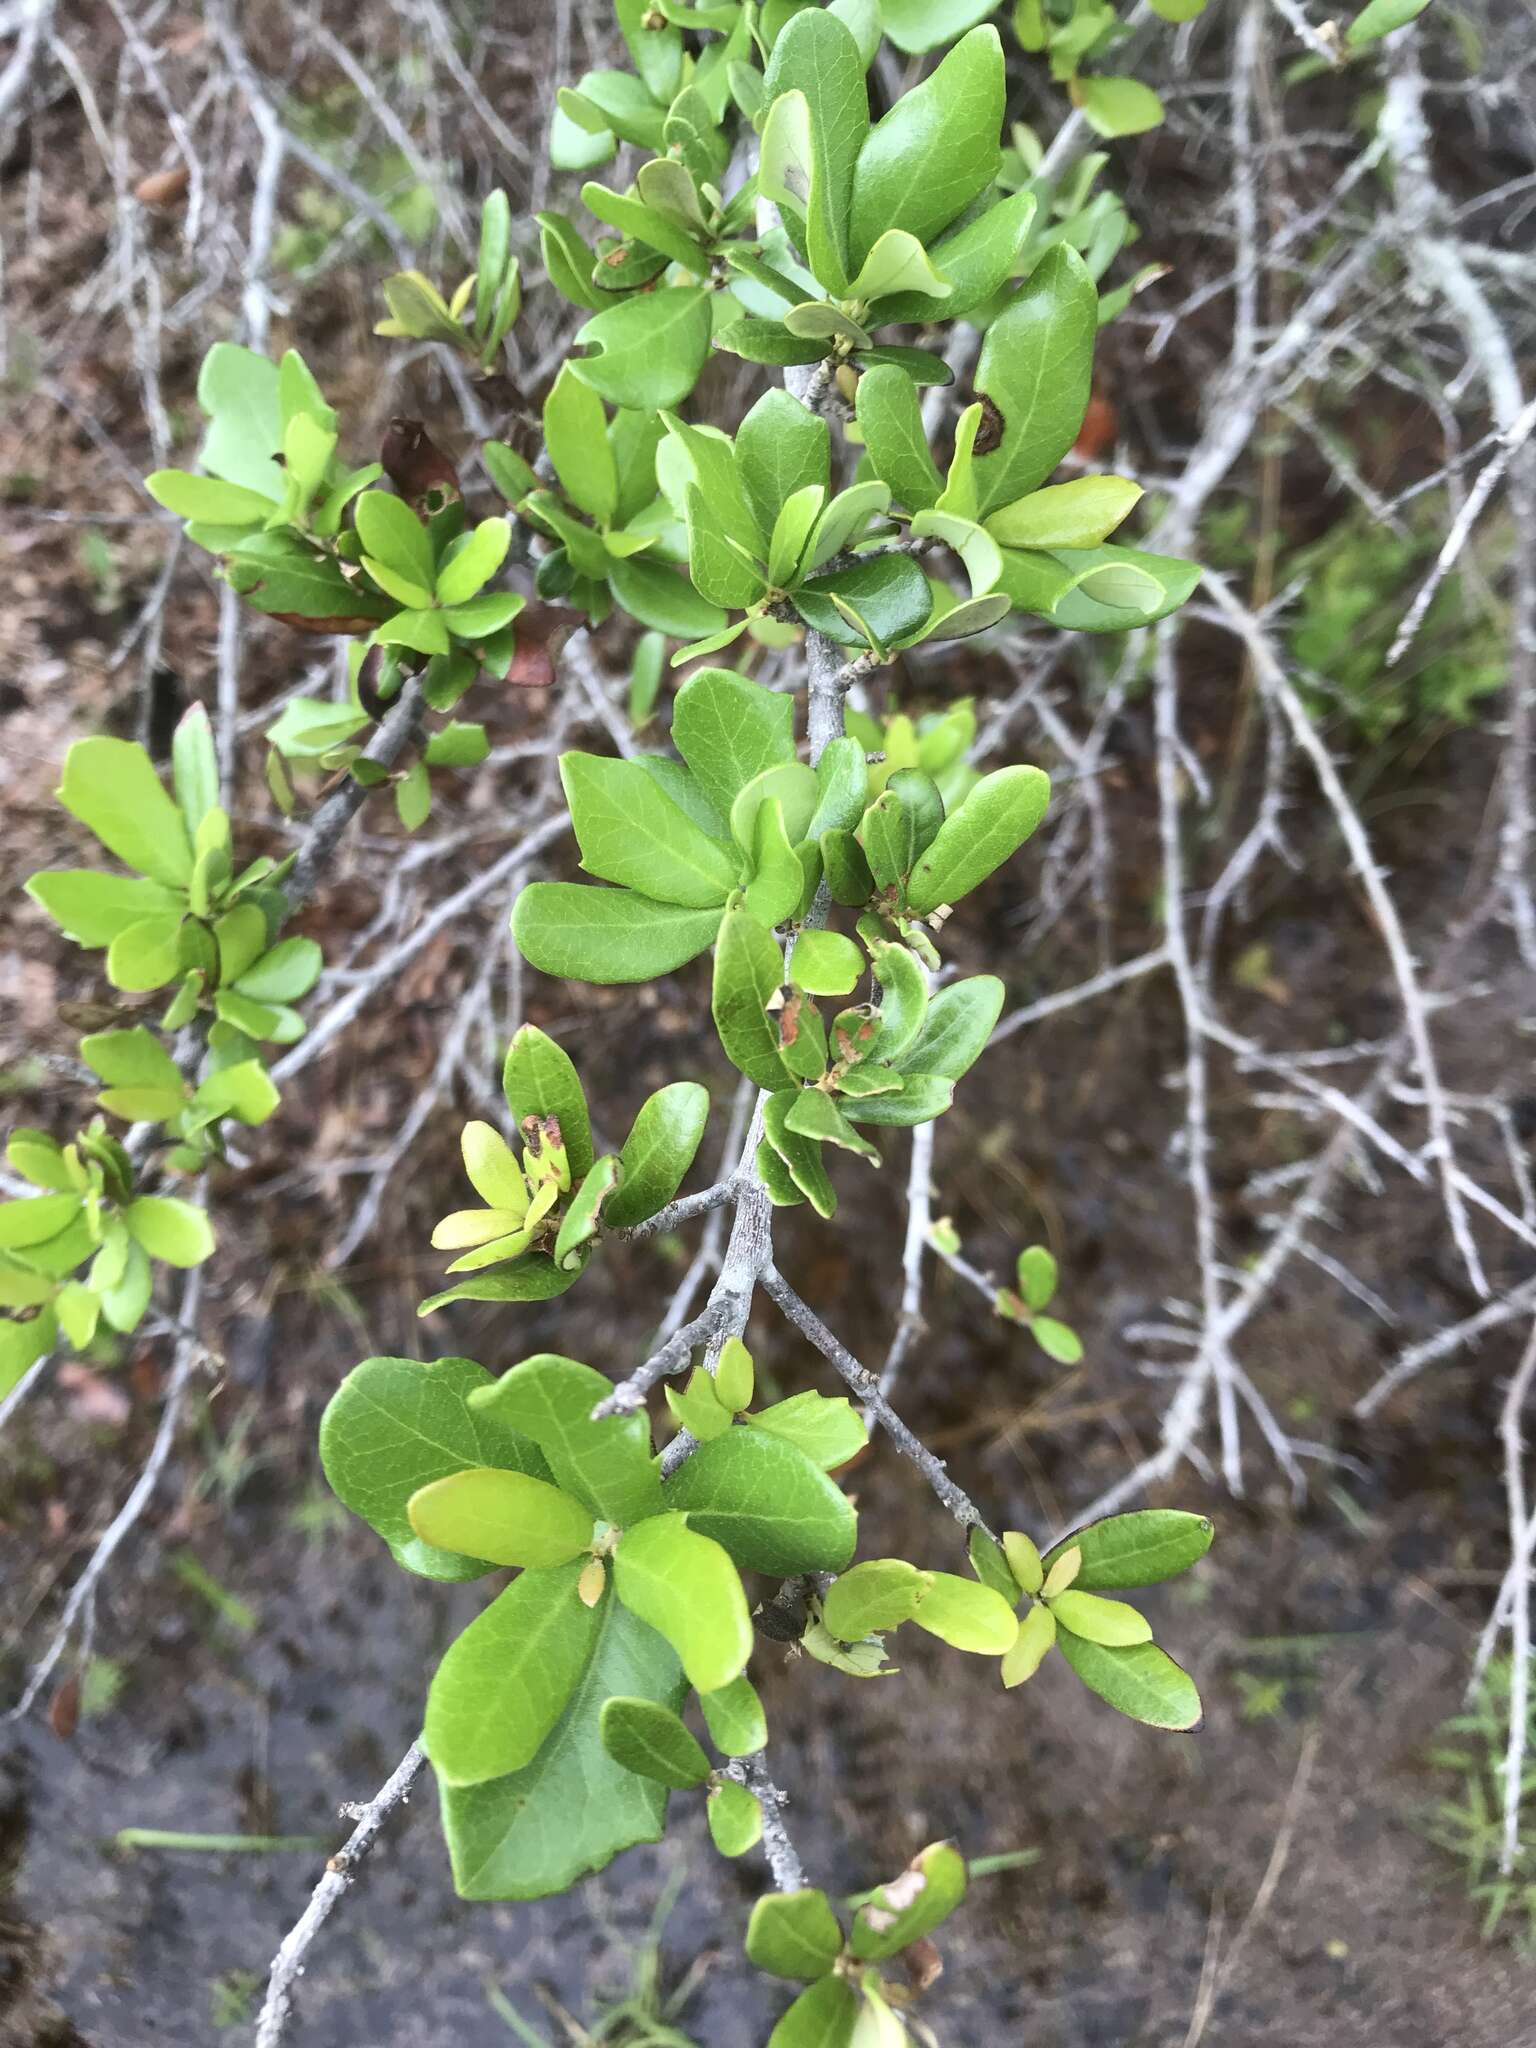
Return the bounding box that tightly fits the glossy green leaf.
[824,1559,931,1640]
[613,1510,753,1692]
[469,1353,663,1527]
[861,773,944,892]
[712,903,796,1091]
[973,246,1098,517]
[354,489,436,590]
[58,737,193,887]
[762,11,868,289]
[807,738,869,840]
[673,666,796,822]
[793,552,932,649]
[124,1195,214,1267]
[610,556,730,639]
[426,1561,601,1785]
[767,1975,859,2048]
[227,531,392,622]
[542,362,619,526]
[700,1674,768,1756]
[911,1571,1020,1654]
[985,476,1143,550]
[418,1254,585,1317]
[605,1083,710,1228]
[707,1779,764,1857]
[407,1466,595,1570]
[662,1425,857,1574]
[319,1355,551,1580]
[893,975,1003,1080]
[761,1090,837,1218]
[850,1839,967,1959]
[501,1024,592,1184]
[905,765,1051,915]
[747,1887,845,1981]
[233,936,321,1003]
[848,27,1003,265]
[599,1694,711,1788]
[512,883,722,985]
[441,1587,683,1900]
[570,288,713,410]
[841,1072,954,1128]
[1055,1632,1204,1731]
[872,189,1038,325]
[171,704,220,841]
[1041,1510,1214,1589]
[854,366,943,513]
[735,388,831,541]
[561,753,739,909]
[1032,1315,1083,1364]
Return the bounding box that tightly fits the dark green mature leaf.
[1055,1632,1204,1730]
[418,1254,584,1316]
[855,366,943,513]
[766,1975,859,2048]
[905,765,1051,915]
[512,883,722,985]
[861,772,943,891]
[734,389,831,541]
[847,27,1003,266]
[849,1841,967,1960]
[792,553,932,648]
[441,1586,683,1900]
[613,1510,753,1691]
[58,738,193,887]
[605,1082,710,1228]
[712,903,796,1091]
[714,319,828,369]
[502,1024,594,1184]
[570,287,714,410]
[319,1355,551,1581]
[599,1695,711,1788]
[820,828,874,907]
[225,532,393,622]
[762,10,868,289]
[562,753,739,908]
[469,1353,663,1527]
[973,246,1098,518]
[761,1090,837,1217]
[1042,1510,1214,1589]
[425,1560,601,1785]
[663,1426,857,1574]
[609,556,730,639]
[894,975,1004,1080]
[673,667,796,823]
[746,1887,845,1981]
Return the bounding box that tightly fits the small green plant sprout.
[1425,1658,1536,1946]
[0,1119,212,1371]
[421,1026,710,1314]
[375,190,522,375]
[995,1244,1084,1364]
[845,700,980,813]
[964,1510,1213,1725]
[27,709,317,1042]
[992,121,1166,323]
[747,1840,968,2046]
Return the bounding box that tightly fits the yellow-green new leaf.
[612,1511,753,1693]
[407,1467,594,1569]
[911,1572,1020,1655]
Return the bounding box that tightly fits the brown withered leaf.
[901,1938,944,1996]
[1072,389,1117,463]
[267,613,386,637]
[134,164,191,207]
[48,1673,81,1742]
[505,601,583,690]
[381,419,460,515]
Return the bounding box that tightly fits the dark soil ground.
[4,5,1536,2045]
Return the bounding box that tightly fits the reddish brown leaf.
[48,1673,81,1741]
[134,165,190,207]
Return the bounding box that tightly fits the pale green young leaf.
[708,1779,764,1858]
[196,342,283,497]
[146,470,275,524]
[849,1840,967,1960]
[407,1467,595,1570]
[1017,1245,1058,1310]
[666,1369,734,1443]
[171,704,220,841]
[969,1527,1022,1602]
[58,737,193,887]
[700,1673,767,1756]
[984,476,1143,550]
[599,1694,711,1788]
[1001,1601,1057,1688]
[750,1391,868,1472]
[744,798,806,930]
[790,930,864,997]
[79,1025,182,1095]
[803,479,892,573]
[662,1424,857,1574]
[767,1976,860,2048]
[512,883,722,985]
[1346,0,1432,42]
[878,0,998,52]
[233,936,322,1003]
[542,362,620,526]
[25,870,181,947]
[911,1572,1020,1654]
[1076,77,1165,140]
[824,1559,930,1640]
[1050,1588,1153,1648]
[353,490,436,589]
[468,1352,663,1527]
[123,1195,214,1267]
[1032,1315,1083,1364]
[612,1510,753,1692]
[436,517,512,607]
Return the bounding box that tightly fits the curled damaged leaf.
[381,417,461,513]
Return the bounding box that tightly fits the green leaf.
[700,1674,768,1756]
[905,765,1051,915]
[820,829,874,908]
[189,1059,279,1128]
[894,975,1003,1080]
[612,557,731,641]
[606,1083,710,1228]
[872,189,1038,325]
[613,1510,753,1691]
[25,870,181,946]
[793,553,932,649]
[804,479,892,575]
[984,476,1142,550]
[1032,1315,1082,1364]
[6,1131,71,1192]
[761,1090,836,1216]
[226,531,392,623]
[861,774,943,893]
[425,1560,601,1785]
[469,1353,663,1527]
[581,181,706,275]
[824,1559,930,1640]
[425,721,491,769]
[418,1254,584,1317]
[749,1392,868,1471]
[762,12,868,290]
[841,1073,954,1128]
[854,366,943,514]
[666,1368,734,1444]
[662,1425,857,1573]
[512,884,722,985]
[910,508,1003,597]
[714,319,829,369]
[712,903,796,1091]
[1076,77,1165,139]
[973,246,1098,518]
[1042,1510,1214,1589]
[171,704,220,842]
[1055,1632,1203,1731]
[1,1308,59,1399]
[234,936,322,1003]
[910,1571,1020,1654]
[730,763,819,857]
[684,486,768,610]
[562,752,741,908]
[735,389,831,541]
[354,490,436,590]
[1346,0,1432,43]
[196,342,283,497]
[878,0,998,52]
[746,1887,845,1981]
[1050,1588,1152,1647]
[407,1467,595,1569]
[769,483,828,589]
[437,517,512,607]
[1001,1600,1057,1687]
[319,1356,553,1580]
[807,738,870,840]
[124,1195,214,1268]
[848,27,1003,266]
[1017,1245,1057,1310]
[80,1025,182,1099]
[57,737,193,887]
[542,363,619,526]
[553,1154,621,1270]
[570,288,713,410]
[768,1976,859,2048]
[600,1694,711,1788]
[708,1779,764,1858]
[784,1087,880,1161]
[790,930,863,997]
[969,1527,1021,1602]
[0,1193,82,1250]
[869,940,930,1064]
[846,229,953,306]
[673,666,797,822]
[441,1586,683,1900]
[850,1840,967,1960]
